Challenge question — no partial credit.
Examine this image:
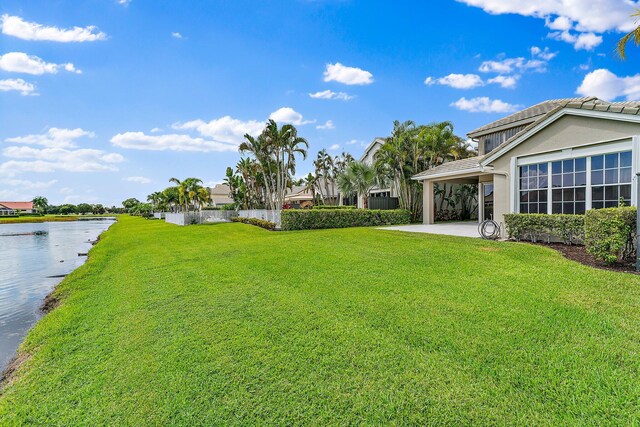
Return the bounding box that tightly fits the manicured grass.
[2,216,640,424]
[0,214,116,224]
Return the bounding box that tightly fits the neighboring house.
[209,184,234,207]
[413,97,640,232]
[359,137,398,208]
[0,201,36,215]
[284,179,340,208]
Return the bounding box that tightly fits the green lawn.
[0,214,116,224]
[2,216,640,425]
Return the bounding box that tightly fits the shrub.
[231,217,276,231]
[312,205,356,210]
[584,207,636,265]
[504,214,585,244]
[281,209,411,231]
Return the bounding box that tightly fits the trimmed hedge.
[585,207,636,265]
[311,205,356,210]
[281,209,411,231]
[231,217,276,231]
[504,213,585,244]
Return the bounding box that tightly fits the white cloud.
[123,176,151,184]
[173,116,264,144]
[425,73,484,89]
[346,139,360,145]
[450,97,522,113]
[479,57,547,74]
[150,127,162,133]
[576,68,640,101]
[0,52,81,75]
[329,144,341,151]
[117,0,132,6]
[530,46,558,61]
[5,128,94,148]
[269,107,315,125]
[316,120,335,130]
[110,132,239,152]
[487,75,519,89]
[0,78,36,95]
[456,0,631,49]
[1,14,107,42]
[308,90,354,100]
[171,32,183,39]
[0,147,123,176]
[0,178,57,189]
[59,187,73,194]
[323,63,373,85]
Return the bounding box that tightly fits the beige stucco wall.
[487,114,640,231]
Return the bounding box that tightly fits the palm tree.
[168,177,205,211]
[617,9,640,59]
[337,161,385,209]
[32,196,48,214]
[303,173,317,204]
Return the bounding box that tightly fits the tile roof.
[0,201,34,210]
[412,156,486,180]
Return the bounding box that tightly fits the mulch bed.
[531,242,639,275]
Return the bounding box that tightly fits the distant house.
[0,201,36,215]
[284,179,340,208]
[413,97,640,231]
[359,137,400,209]
[209,184,234,207]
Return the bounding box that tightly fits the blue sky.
[1,0,640,206]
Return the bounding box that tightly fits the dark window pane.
[620,184,631,200]
[520,192,529,202]
[563,159,574,173]
[552,161,562,174]
[552,190,562,202]
[563,188,574,202]
[520,203,527,213]
[575,157,586,172]
[539,175,548,188]
[563,202,574,214]
[591,170,603,185]
[605,169,618,184]
[552,174,562,187]
[592,186,604,201]
[538,190,548,202]
[575,172,586,186]
[605,200,617,208]
[620,167,632,183]
[605,186,618,200]
[538,163,548,175]
[592,201,604,209]
[591,155,603,170]
[620,151,632,167]
[529,191,538,203]
[563,173,574,187]
[552,203,562,214]
[575,202,586,215]
[540,203,548,214]
[529,203,539,214]
[605,153,618,169]
[575,187,586,201]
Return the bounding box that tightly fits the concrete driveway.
[379,222,480,238]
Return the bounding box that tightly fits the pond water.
[0,219,115,370]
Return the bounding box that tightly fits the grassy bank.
[1,216,640,424]
[0,214,116,224]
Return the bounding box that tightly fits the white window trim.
[513,138,638,213]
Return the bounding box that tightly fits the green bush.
[281,209,411,231]
[17,212,44,217]
[311,205,356,210]
[584,207,636,265]
[231,217,276,231]
[504,214,585,244]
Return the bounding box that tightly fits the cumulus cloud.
[123,176,151,184]
[576,69,640,101]
[0,78,36,95]
[425,73,484,89]
[329,144,341,151]
[316,120,335,130]
[171,32,183,39]
[269,107,315,125]
[487,75,519,89]
[0,178,57,189]
[309,90,354,100]
[323,63,373,85]
[479,56,548,74]
[111,132,239,152]
[5,127,95,148]
[173,116,264,144]
[0,52,81,75]
[1,14,107,42]
[450,97,521,113]
[456,0,632,49]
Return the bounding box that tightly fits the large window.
[551,158,586,214]
[591,152,632,208]
[519,163,548,214]
[519,150,633,215]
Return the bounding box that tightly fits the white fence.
[164,209,281,227]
